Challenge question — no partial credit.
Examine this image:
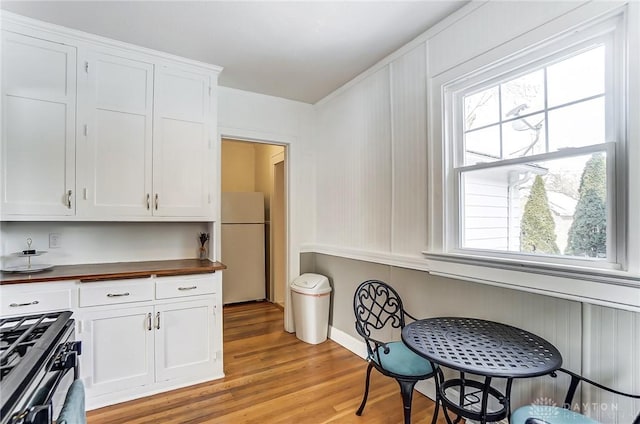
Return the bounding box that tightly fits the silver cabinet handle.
[67,190,73,209]
[154,193,158,210]
[107,292,130,298]
[146,312,152,331]
[178,286,197,291]
[146,193,150,210]
[155,312,160,330]
[9,300,39,307]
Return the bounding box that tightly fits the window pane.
[548,97,605,149]
[547,46,605,107]
[501,70,545,119]
[502,112,546,158]
[461,152,608,260]
[464,125,500,164]
[464,86,499,131]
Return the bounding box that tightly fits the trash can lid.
[290,273,331,295]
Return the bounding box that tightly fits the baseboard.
[328,325,367,359]
[328,325,437,401]
[85,371,225,411]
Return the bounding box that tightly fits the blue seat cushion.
[372,341,434,377]
[512,405,600,424]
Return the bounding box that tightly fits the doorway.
[220,138,287,310]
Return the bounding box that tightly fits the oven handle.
[43,353,78,405]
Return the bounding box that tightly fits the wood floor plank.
[87,301,450,423]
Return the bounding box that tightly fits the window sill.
[423,252,640,312]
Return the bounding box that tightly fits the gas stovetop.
[0,311,74,422]
[0,312,71,381]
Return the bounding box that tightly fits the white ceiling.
[0,1,467,104]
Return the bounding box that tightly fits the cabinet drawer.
[0,289,72,316]
[155,275,215,299]
[80,279,153,307]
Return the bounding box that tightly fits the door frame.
[270,151,285,306]
[217,130,292,332]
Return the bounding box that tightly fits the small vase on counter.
[198,232,210,260]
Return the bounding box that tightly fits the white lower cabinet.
[81,305,155,397]
[78,274,223,409]
[154,299,216,382]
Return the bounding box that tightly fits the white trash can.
[290,273,332,344]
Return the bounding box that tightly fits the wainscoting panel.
[582,304,640,423]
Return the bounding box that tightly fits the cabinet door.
[77,50,153,217]
[152,66,212,218]
[1,32,76,217]
[154,298,217,382]
[80,306,154,397]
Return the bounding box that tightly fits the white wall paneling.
[389,43,428,255]
[427,1,589,78]
[315,67,392,251]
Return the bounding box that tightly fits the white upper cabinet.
[77,50,154,217]
[1,32,76,217]
[0,15,221,221]
[152,67,213,218]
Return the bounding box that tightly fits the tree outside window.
[565,154,606,257]
[520,175,560,255]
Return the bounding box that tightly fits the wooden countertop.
[0,259,226,285]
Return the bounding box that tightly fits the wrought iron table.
[402,317,563,424]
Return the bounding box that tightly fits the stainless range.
[0,311,82,424]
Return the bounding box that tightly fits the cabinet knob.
[155,312,160,330]
[147,312,152,331]
[67,190,73,209]
[155,193,159,210]
[146,193,150,210]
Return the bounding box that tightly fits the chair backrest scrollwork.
[353,280,406,347]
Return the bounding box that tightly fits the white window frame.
[425,7,640,311]
[449,31,620,270]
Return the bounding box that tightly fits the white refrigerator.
[221,192,266,304]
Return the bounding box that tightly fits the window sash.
[453,143,618,269]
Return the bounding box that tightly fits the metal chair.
[353,280,438,424]
[511,368,640,424]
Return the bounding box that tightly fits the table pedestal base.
[438,376,510,424]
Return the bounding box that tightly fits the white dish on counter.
[2,264,54,273]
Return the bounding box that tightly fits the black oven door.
[8,340,81,424]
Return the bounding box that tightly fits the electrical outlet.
[49,233,62,249]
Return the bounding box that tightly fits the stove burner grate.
[0,313,67,382]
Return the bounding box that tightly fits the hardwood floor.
[87,301,446,423]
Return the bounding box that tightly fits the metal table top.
[402,317,562,378]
